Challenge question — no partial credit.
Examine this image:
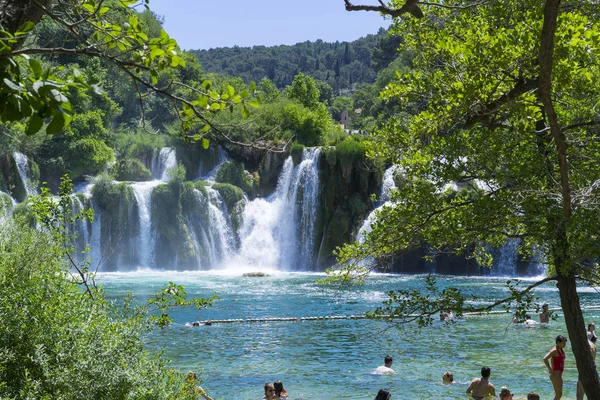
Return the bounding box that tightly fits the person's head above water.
[527,392,540,400]
[264,382,275,397]
[499,387,513,400]
[374,388,391,400]
[481,366,491,378]
[442,371,454,383]
[384,355,393,367]
[273,380,284,397]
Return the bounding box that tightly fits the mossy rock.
[215,161,257,198]
[111,159,152,182]
[321,146,337,168]
[91,175,136,219]
[290,143,304,165]
[212,183,244,211]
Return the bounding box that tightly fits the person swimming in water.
[372,355,395,374]
[466,366,496,400]
[442,371,454,384]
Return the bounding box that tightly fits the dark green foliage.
[212,183,244,211]
[113,132,167,160]
[336,135,367,166]
[0,223,194,399]
[111,159,152,182]
[290,143,304,165]
[215,161,256,197]
[191,31,386,92]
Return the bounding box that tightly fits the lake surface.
[97,271,600,400]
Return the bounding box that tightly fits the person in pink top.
[543,335,568,400]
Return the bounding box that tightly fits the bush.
[66,138,115,178]
[336,135,367,165]
[0,222,193,399]
[111,159,152,181]
[113,131,167,160]
[290,143,304,165]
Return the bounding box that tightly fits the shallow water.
[98,271,600,400]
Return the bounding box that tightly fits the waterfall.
[199,147,228,181]
[151,147,177,181]
[131,181,161,268]
[13,152,37,197]
[358,165,398,243]
[230,148,321,271]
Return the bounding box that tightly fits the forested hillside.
[191,28,394,93]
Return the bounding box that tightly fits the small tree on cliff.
[339,1,600,398]
[0,0,260,147]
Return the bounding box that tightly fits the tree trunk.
[557,272,600,399]
[0,0,52,35]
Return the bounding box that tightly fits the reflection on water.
[97,272,599,400]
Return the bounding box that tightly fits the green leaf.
[3,78,24,92]
[209,103,221,111]
[150,69,159,85]
[241,105,250,119]
[201,138,209,149]
[15,21,35,36]
[150,48,165,58]
[46,112,66,135]
[247,100,260,108]
[201,124,211,133]
[227,85,235,97]
[29,58,42,79]
[241,90,250,99]
[26,114,44,135]
[250,81,257,92]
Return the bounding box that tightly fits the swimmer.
[587,322,597,343]
[540,304,550,324]
[523,315,538,326]
[372,355,395,374]
[466,366,496,400]
[374,388,391,400]
[442,371,454,384]
[499,387,513,400]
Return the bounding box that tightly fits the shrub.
[336,135,367,165]
[0,222,192,399]
[111,159,152,181]
[290,143,304,165]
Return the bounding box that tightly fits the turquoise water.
[98,271,599,400]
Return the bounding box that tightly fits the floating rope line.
[188,305,600,325]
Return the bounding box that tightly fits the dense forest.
[191,28,396,93]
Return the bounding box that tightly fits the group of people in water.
[262,381,288,400]
[187,304,597,399]
[369,306,598,400]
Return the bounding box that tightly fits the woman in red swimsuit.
[543,335,568,400]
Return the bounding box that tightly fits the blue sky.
[147,0,391,50]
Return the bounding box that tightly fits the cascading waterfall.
[185,187,236,269]
[13,152,37,197]
[357,165,397,243]
[151,147,177,181]
[199,147,228,180]
[230,148,321,271]
[131,181,161,268]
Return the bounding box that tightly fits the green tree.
[341,0,600,397]
[287,72,321,109]
[0,0,256,144]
